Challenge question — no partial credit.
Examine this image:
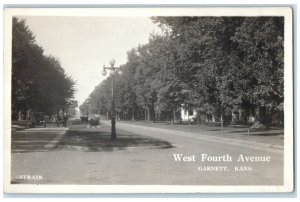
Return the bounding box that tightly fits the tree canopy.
[81,16,284,126]
[12,17,76,119]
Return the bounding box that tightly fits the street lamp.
[102,59,122,140]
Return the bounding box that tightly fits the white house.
[180,107,197,122]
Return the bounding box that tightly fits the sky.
[22,16,161,107]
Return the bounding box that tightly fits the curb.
[114,122,283,154]
[57,144,171,152]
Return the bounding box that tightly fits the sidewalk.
[12,127,68,153]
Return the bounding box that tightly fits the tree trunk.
[255,106,267,124]
[132,107,135,121]
[221,114,224,133]
[179,110,182,124]
[151,102,156,123]
[172,107,175,125]
[238,109,243,122]
[152,108,156,123]
[147,107,150,122]
[207,115,210,127]
[251,106,268,129]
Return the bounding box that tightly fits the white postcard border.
[3,7,294,193]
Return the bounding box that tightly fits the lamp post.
[102,59,122,140]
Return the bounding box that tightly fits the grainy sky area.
[22,16,161,106]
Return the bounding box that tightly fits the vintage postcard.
[3,7,294,193]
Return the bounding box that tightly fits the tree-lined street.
[10,14,287,188]
[11,121,283,185]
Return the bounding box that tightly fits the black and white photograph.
[3,7,294,193]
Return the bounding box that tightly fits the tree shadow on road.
[58,130,174,152]
[11,132,60,153]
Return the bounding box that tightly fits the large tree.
[152,16,284,125]
[85,16,284,126]
[229,17,284,124]
[12,17,76,119]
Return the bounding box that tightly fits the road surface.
[11,121,283,185]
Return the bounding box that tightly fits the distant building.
[180,105,197,122]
